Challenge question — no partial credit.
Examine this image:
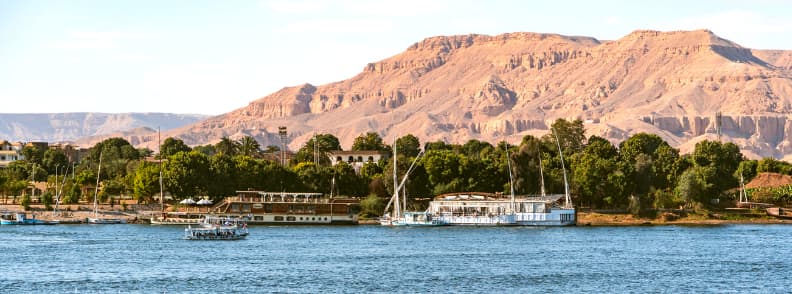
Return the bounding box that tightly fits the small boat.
[184,216,249,240]
[0,213,59,225]
[766,207,792,220]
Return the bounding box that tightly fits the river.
[1,224,790,293]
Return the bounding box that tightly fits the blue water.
[1,224,791,293]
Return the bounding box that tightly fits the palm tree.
[238,136,262,158]
[215,137,240,156]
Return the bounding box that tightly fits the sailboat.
[87,151,125,224]
[379,141,443,226]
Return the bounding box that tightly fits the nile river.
[1,224,791,293]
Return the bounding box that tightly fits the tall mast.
[505,140,515,213]
[538,153,546,197]
[31,163,35,198]
[159,127,163,213]
[552,129,571,208]
[393,139,399,217]
[94,152,103,218]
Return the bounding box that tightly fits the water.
[1,224,791,293]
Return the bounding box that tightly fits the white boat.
[428,129,575,226]
[380,143,446,227]
[87,151,125,224]
[184,216,249,240]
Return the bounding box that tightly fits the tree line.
[1,119,790,215]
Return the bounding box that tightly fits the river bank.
[3,204,790,226]
[0,204,148,224]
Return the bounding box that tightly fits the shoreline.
[2,204,790,226]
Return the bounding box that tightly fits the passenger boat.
[0,213,59,225]
[427,193,575,226]
[209,191,360,225]
[184,217,249,240]
[427,130,575,226]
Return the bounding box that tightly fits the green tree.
[396,134,421,157]
[360,194,385,218]
[691,140,743,200]
[42,149,69,175]
[571,136,626,208]
[333,162,366,197]
[547,118,586,154]
[20,193,31,211]
[351,132,389,151]
[192,144,217,157]
[163,151,210,199]
[133,162,161,203]
[294,162,333,193]
[675,166,711,205]
[422,150,464,195]
[293,134,342,165]
[63,184,81,204]
[21,146,45,165]
[40,191,53,210]
[215,137,240,156]
[207,154,237,199]
[160,137,191,158]
[238,136,262,157]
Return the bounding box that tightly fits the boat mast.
[538,152,546,197]
[93,152,103,219]
[159,127,164,214]
[552,128,571,209]
[505,140,515,213]
[31,163,35,199]
[393,139,399,217]
[739,173,748,203]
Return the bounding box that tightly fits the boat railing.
[229,192,334,204]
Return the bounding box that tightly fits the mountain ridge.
[0,112,209,143]
[74,29,792,160]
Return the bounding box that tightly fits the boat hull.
[87,218,126,224]
[766,207,792,220]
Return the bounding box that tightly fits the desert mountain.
[143,30,791,159]
[0,113,208,144]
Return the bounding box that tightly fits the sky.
[1,0,791,115]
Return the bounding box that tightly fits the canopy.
[196,199,213,205]
[180,198,196,205]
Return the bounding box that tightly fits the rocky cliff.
[139,30,792,159]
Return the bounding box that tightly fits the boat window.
[274,216,284,221]
[286,216,296,221]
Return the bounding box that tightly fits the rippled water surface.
[1,224,791,293]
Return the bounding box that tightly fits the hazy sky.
[1,0,791,115]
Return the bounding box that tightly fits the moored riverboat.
[150,212,204,225]
[209,191,360,225]
[0,213,59,225]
